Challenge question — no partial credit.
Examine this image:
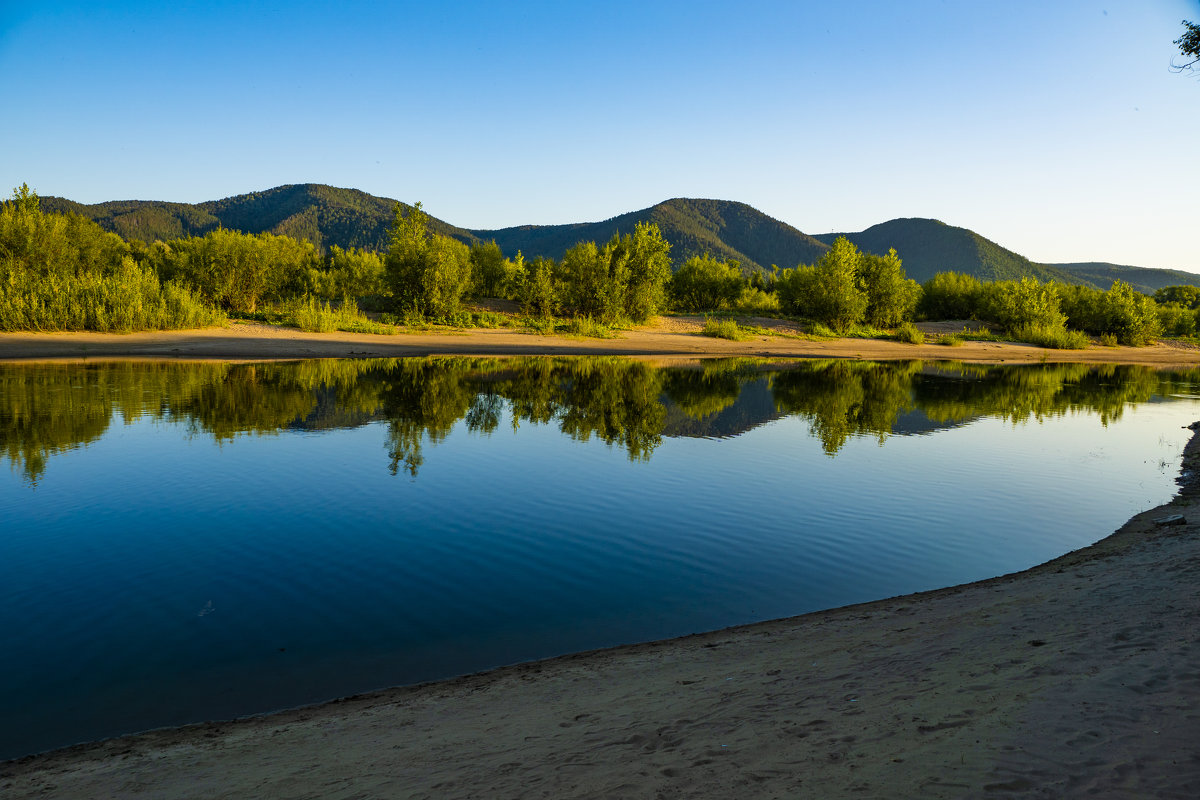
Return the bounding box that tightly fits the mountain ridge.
[37,184,1197,292]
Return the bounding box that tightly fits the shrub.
[701,317,750,341]
[1010,322,1089,350]
[894,322,925,344]
[1157,303,1197,337]
[669,254,745,312]
[918,272,982,320]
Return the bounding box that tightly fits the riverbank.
[3,426,1199,796]
[3,317,1200,366]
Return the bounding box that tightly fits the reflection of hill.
[663,379,783,439]
[3,358,1198,483]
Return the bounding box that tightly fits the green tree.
[469,240,507,298]
[1154,285,1200,309]
[384,202,472,318]
[857,248,919,327]
[918,272,983,320]
[520,255,559,318]
[617,221,672,322]
[803,237,868,331]
[669,253,745,312]
[1174,16,1200,71]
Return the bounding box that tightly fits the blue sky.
[3,1,1198,271]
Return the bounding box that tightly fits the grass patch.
[893,322,925,344]
[701,317,752,341]
[1099,332,1119,347]
[937,334,965,347]
[561,315,620,339]
[1009,323,1090,350]
[281,296,396,335]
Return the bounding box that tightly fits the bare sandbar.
[2,317,1200,366]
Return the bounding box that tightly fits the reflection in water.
[1,357,1196,483]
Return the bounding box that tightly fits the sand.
[2,317,1200,366]
[2,323,1200,798]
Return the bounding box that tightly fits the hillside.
[41,184,477,252]
[1048,262,1200,295]
[472,198,831,274]
[815,219,1082,285]
[33,185,1198,290]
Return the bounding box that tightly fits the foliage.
[554,222,671,323]
[282,296,394,335]
[519,255,560,318]
[669,253,745,311]
[469,240,507,298]
[1157,303,1198,337]
[310,245,384,300]
[152,228,316,313]
[384,202,472,318]
[0,255,224,332]
[893,322,924,344]
[777,237,868,332]
[701,317,751,341]
[734,286,780,315]
[858,248,920,327]
[561,315,619,339]
[0,185,224,332]
[1007,323,1090,350]
[979,277,1067,331]
[918,271,983,320]
[1154,285,1200,309]
[1059,280,1161,345]
[1174,17,1200,70]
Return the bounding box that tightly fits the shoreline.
[3,319,1200,366]
[2,422,1199,795]
[3,327,1200,796]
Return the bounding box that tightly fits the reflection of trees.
[3,358,1197,482]
[772,360,921,454]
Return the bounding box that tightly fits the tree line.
[4,184,1199,346]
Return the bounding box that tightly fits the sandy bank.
[3,427,1199,796]
[3,318,1200,366]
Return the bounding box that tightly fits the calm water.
[1,357,1198,759]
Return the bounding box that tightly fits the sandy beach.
[2,323,1200,798]
[3,317,1200,366]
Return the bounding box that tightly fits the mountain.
[815,218,1079,285]
[35,185,1198,290]
[471,198,832,274]
[40,184,478,252]
[1047,262,1199,295]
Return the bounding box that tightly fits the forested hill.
[470,199,832,274]
[38,185,1196,290]
[814,219,1077,286]
[40,184,477,252]
[1047,262,1200,296]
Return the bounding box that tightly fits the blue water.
[0,358,1196,759]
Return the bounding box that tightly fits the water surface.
[1,357,1196,759]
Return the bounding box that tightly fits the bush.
[701,317,750,341]
[0,256,225,332]
[733,286,780,315]
[1157,303,1197,337]
[938,334,964,346]
[918,272,982,320]
[894,322,925,344]
[669,254,745,312]
[1009,322,1089,350]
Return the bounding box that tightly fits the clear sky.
[3,1,1198,271]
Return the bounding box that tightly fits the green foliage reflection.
[2,358,1196,483]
